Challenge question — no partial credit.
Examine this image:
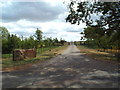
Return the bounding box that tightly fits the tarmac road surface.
[2,44,119,88]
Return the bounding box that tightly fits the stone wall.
[13,49,36,61]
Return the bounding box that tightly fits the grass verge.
[77,45,119,62]
[2,45,68,71]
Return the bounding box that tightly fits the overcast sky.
[0,0,87,41]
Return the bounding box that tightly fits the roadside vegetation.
[2,44,68,71]
[1,27,66,54]
[0,26,67,71]
[76,43,119,62]
[66,1,120,62]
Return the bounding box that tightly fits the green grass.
[2,55,51,68]
[37,46,59,55]
[2,54,12,58]
[2,45,67,69]
[77,45,119,62]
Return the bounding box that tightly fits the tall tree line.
[0,27,66,54]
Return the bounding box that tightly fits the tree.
[60,38,66,45]
[7,34,21,52]
[84,25,104,39]
[34,28,43,42]
[21,36,36,49]
[0,27,10,53]
[83,26,105,48]
[54,38,59,43]
[0,26,10,39]
[53,38,59,46]
[66,1,120,49]
[66,1,120,34]
[66,2,120,27]
[44,37,53,47]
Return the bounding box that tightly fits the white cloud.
[1,19,86,41]
[2,2,67,22]
[1,1,87,41]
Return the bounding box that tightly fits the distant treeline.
[79,25,120,52]
[1,27,66,54]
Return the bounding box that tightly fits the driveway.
[2,44,119,88]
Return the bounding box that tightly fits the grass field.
[2,45,68,70]
[77,45,119,62]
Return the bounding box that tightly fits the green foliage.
[0,26,9,39]
[83,26,118,50]
[60,38,66,45]
[2,39,9,53]
[1,27,66,54]
[21,36,37,49]
[8,34,21,51]
[66,1,120,50]
[2,45,67,68]
[37,46,58,55]
[34,28,43,42]
[43,37,53,47]
[84,26,104,39]
[2,53,12,58]
[66,2,120,27]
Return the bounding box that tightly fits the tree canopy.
[66,1,120,50]
[1,27,66,54]
[0,26,9,39]
[66,1,120,28]
[34,28,43,42]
